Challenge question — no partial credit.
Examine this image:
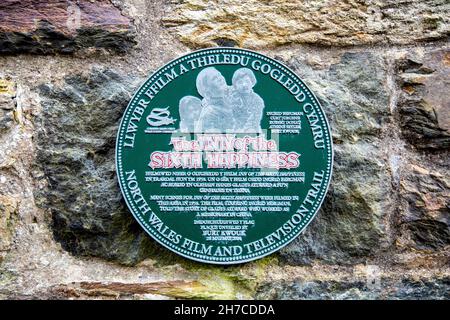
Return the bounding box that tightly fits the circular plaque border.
[116,47,333,264]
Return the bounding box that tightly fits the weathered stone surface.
[280,142,392,264]
[48,280,209,299]
[0,78,16,134]
[46,277,249,299]
[0,78,20,263]
[35,67,166,265]
[0,109,14,135]
[0,79,15,106]
[0,123,48,276]
[279,52,392,264]
[0,0,448,301]
[285,52,389,142]
[0,195,18,262]
[396,48,450,150]
[397,159,450,251]
[256,274,450,300]
[0,0,136,54]
[163,0,450,49]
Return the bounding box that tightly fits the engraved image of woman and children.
[179,67,265,133]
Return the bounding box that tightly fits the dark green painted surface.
[116,48,333,264]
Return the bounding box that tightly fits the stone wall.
[0,0,448,299]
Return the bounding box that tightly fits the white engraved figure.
[194,67,234,133]
[177,67,265,133]
[229,68,264,133]
[179,96,202,133]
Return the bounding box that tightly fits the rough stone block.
[396,49,450,150]
[397,160,450,251]
[280,142,392,264]
[36,67,171,265]
[0,0,136,54]
[163,0,450,48]
[256,274,450,300]
[285,52,389,143]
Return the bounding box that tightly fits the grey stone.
[286,52,389,143]
[0,109,14,134]
[280,142,392,265]
[396,49,450,150]
[256,276,450,300]
[35,67,174,265]
[397,158,450,251]
[279,52,392,265]
[0,78,16,135]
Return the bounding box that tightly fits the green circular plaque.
[116,48,333,264]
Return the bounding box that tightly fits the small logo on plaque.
[146,107,176,127]
[116,48,333,264]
